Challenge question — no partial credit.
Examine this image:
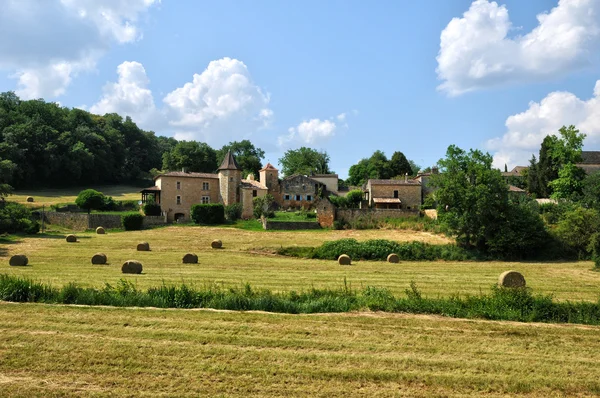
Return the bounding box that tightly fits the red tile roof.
[259,163,278,171]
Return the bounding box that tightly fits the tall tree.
[162,141,218,173]
[278,147,331,177]
[217,140,265,178]
[389,151,413,177]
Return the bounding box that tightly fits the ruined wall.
[315,198,335,228]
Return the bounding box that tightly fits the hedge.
[121,213,144,231]
[191,203,225,224]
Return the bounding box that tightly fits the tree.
[162,141,217,173]
[549,163,586,200]
[217,140,265,178]
[345,190,363,208]
[581,171,600,210]
[278,147,331,177]
[75,189,105,214]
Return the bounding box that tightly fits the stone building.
[364,176,422,209]
[576,151,600,174]
[280,174,326,209]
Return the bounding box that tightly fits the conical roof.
[259,162,278,171]
[217,150,241,171]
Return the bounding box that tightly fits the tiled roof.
[372,198,402,203]
[241,179,267,190]
[368,179,421,186]
[311,174,338,178]
[259,163,278,171]
[579,151,600,164]
[502,166,528,177]
[218,150,241,171]
[156,171,219,179]
[508,185,526,192]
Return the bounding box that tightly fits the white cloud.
[487,80,600,168]
[163,57,273,143]
[0,0,158,99]
[437,0,600,95]
[90,61,160,130]
[337,113,346,122]
[89,57,273,145]
[279,119,337,147]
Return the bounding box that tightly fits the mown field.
[1,303,600,397]
[10,185,142,207]
[2,225,599,301]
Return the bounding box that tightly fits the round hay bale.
[122,260,143,274]
[387,253,400,263]
[91,253,107,265]
[136,242,150,251]
[9,254,28,266]
[498,270,526,288]
[211,239,222,249]
[338,254,352,266]
[182,253,198,264]
[65,234,77,243]
[96,227,105,235]
[26,196,34,203]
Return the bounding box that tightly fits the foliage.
[121,213,144,231]
[224,203,243,221]
[143,200,162,216]
[101,197,139,212]
[549,162,586,200]
[191,203,225,224]
[75,189,105,214]
[345,189,363,208]
[4,275,600,325]
[347,150,418,185]
[0,158,16,198]
[328,195,348,208]
[162,141,217,173]
[217,140,265,178]
[389,151,414,177]
[0,201,39,234]
[253,194,276,219]
[278,147,331,176]
[554,207,600,258]
[581,171,600,210]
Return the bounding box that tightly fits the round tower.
[217,150,242,206]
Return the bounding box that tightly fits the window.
[202,182,209,190]
[393,190,399,198]
[176,181,181,190]
[230,177,233,182]
[284,194,290,200]
[176,195,181,205]
[202,196,210,204]
[295,194,302,201]
[252,190,257,197]
[306,195,312,201]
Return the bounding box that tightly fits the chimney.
[404,173,408,183]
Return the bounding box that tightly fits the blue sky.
[1,0,600,178]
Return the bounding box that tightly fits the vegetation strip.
[2,274,600,325]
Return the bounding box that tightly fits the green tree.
[217,140,265,178]
[162,141,217,173]
[278,147,331,177]
[345,189,363,208]
[75,189,106,214]
[549,163,586,200]
[581,171,600,210]
[388,151,414,177]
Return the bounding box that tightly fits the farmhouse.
[364,176,422,209]
[141,151,338,222]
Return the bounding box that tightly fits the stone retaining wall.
[336,208,419,223]
[45,212,167,230]
[88,214,122,229]
[44,212,89,231]
[143,215,168,227]
[263,220,321,230]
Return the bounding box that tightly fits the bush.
[329,195,348,208]
[75,189,105,214]
[100,197,139,212]
[0,202,39,234]
[554,207,600,258]
[121,213,144,231]
[333,220,347,230]
[191,203,225,224]
[143,201,162,216]
[253,194,275,219]
[346,190,363,208]
[224,203,243,221]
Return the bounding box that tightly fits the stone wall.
[88,214,122,229]
[315,198,335,228]
[336,208,419,223]
[263,221,321,230]
[143,215,168,227]
[44,212,89,231]
[368,183,422,209]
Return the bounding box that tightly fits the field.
[1,303,600,397]
[9,185,142,207]
[3,186,600,396]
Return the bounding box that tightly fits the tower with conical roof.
[259,163,281,201]
[218,150,242,206]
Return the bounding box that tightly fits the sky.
[1,0,600,178]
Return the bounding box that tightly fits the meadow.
[10,185,142,207]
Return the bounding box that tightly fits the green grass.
[1,303,600,397]
[2,226,599,301]
[268,211,317,222]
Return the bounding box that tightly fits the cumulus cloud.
[89,57,273,145]
[487,80,600,168]
[279,119,337,147]
[437,0,600,95]
[0,0,158,99]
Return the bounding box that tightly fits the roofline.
[154,173,219,180]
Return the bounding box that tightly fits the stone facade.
[45,212,89,231]
[315,197,335,228]
[366,179,422,209]
[45,212,166,230]
[240,177,268,219]
[310,174,339,194]
[280,175,324,210]
[336,208,420,223]
[155,173,220,222]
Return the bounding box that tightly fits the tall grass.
[1,274,599,325]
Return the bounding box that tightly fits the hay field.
[3,226,599,301]
[9,185,141,207]
[1,302,599,397]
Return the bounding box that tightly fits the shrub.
[0,201,39,234]
[554,207,600,258]
[143,201,162,216]
[329,195,348,208]
[345,190,363,208]
[75,189,105,214]
[224,203,243,221]
[253,194,275,219]
[122,213,144,231]
[191,203,225,224]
